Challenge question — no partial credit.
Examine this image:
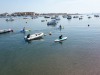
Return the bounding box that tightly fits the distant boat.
[62,15,72,19]
[73,16,79,18]
[56,17,60,20]
[62,15,67,18]
[0,29,13,34]
[6,18,14,21]
[88,16,91,19]
[67,15,72,19]
[79,17,83,20]
[51,16,56,19]
[44,16,50,18]
[23,17,28,19]
[94,15,99,17]
[24,32,44,41]
[47,20,57,25]
[41,20,45,22]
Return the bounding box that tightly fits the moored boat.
[0,29,13,34]
[47,20,57,25]
[6,18,14,21]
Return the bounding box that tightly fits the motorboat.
[44,16,50,18]
[24,32,44,41]
[41,20,45,22]
[47,20,57,25]
[0,29,13,34]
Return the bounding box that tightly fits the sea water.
[0,15,100,75]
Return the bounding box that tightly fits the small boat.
[24,32,44,41]
[67,15,72,19]
[20,29,31,33]
[55,37,67,42]
[73,16,79,18]
[6,18,14,21]
[47,20,57,25]
[23,17,28,19]
[0,29,13,34]
[79,17,83,20]
[88,16,91,19]
[44,16,50,18]
[63,15,72,19]
[41,20,45,22]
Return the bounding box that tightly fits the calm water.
[0,15,100,75]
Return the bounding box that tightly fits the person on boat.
[27,34,30,38]
[59,25,62,29]
[23,27,25,32]
[59,35,63,39]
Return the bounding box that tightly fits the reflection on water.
[0,15,100,75]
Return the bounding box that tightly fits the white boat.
[0,29,13,34]
[41,20,45,22]
[24,32,44,41]
[55,37,67,42]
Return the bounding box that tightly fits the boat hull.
[25,32,44,41]
[0,29,13,34]
[55,37,67,42]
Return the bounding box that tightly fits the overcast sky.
[0,0,100,13]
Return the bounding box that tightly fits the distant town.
[0,12,80,17]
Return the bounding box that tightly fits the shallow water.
[0,15,100,75]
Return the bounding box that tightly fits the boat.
[24,32,44,41]
[55,17,60,20]
[20,29,31,33]
[94,15,99,17]
[41,20,45,22]
[6,18,14,21]
[63,15,72,19]
[23,17,28,19]
[44,16,50,18]
[47,20,57,25]
[88,16,91,19]
[54,37,67,42]
[67,15,72,19]
[73,16,79,18]
[0,29,13,34]
[79,17,83,20]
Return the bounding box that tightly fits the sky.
[0,0,100,13]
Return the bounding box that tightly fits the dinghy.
[24,32,44,41]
